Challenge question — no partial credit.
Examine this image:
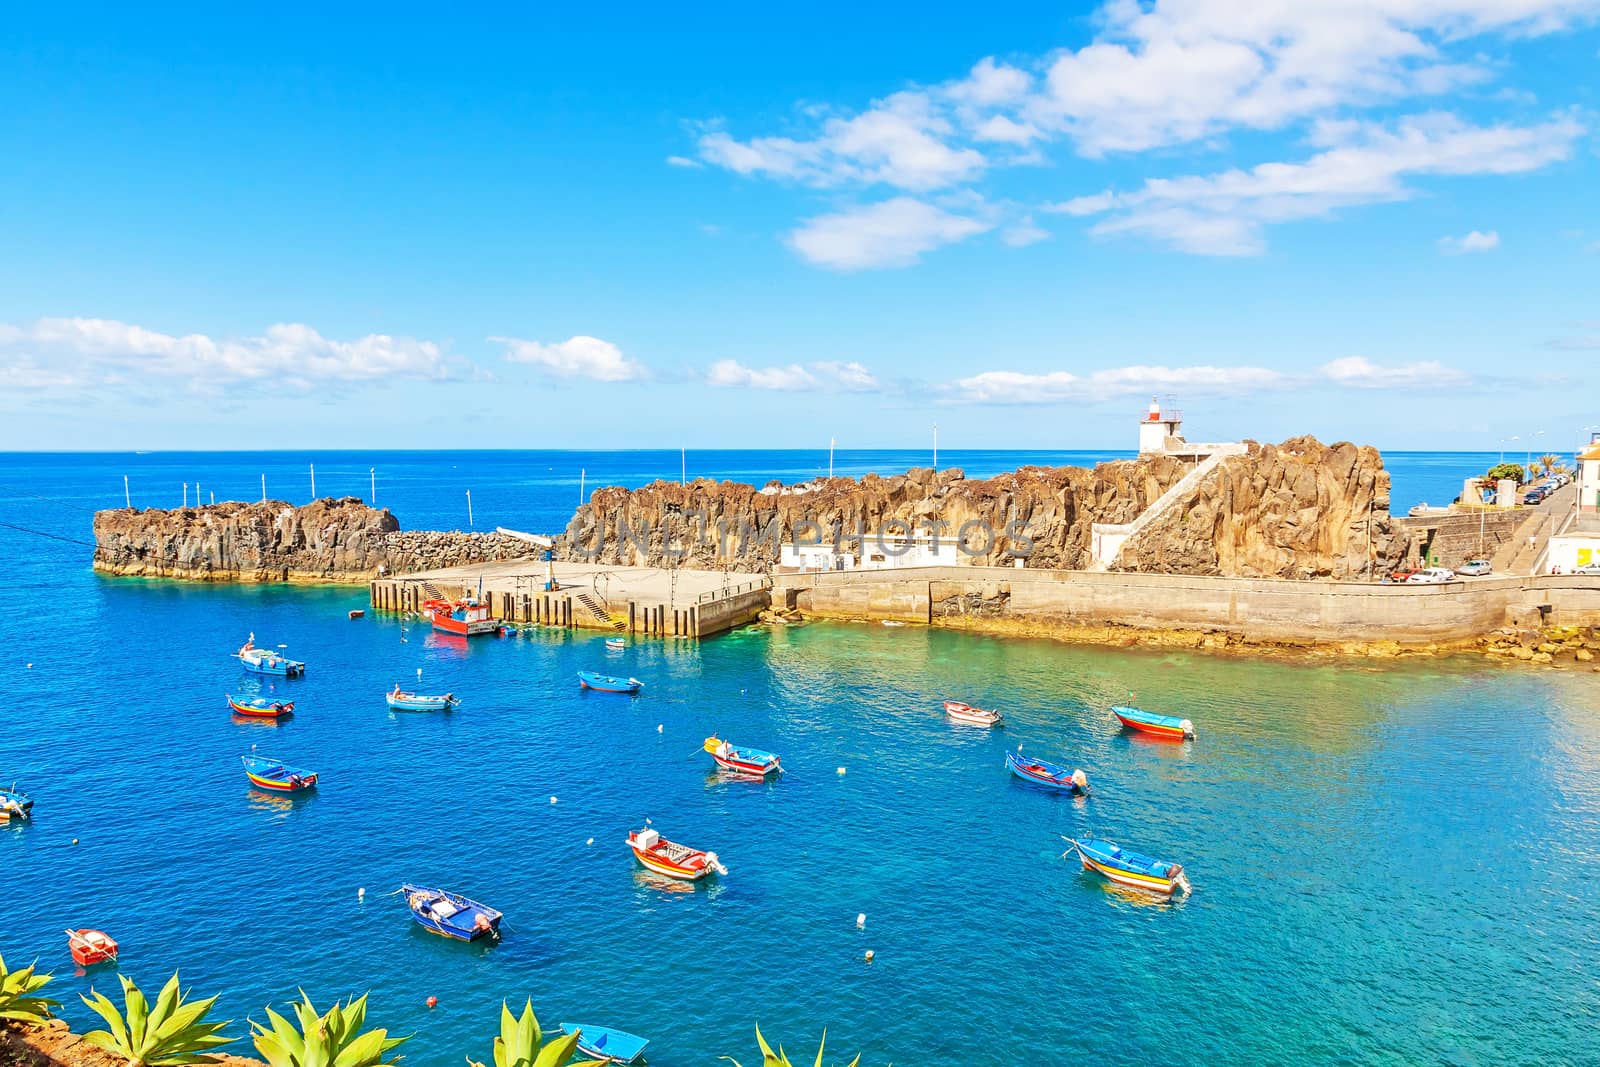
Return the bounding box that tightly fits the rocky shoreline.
[92,497,532,583]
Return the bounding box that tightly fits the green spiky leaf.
[79,972,235,1066]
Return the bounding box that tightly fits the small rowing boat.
[627,827,726,881]
[704,735,781,777]
[0,785,32,823]
[399,884,502,941]
[240,755,318,793]
[237,634,305,677]
[1005,751,1088,794]
[560,1023,650,1065]
[944,700,1002,727]
[66,928,118,966]
[386,686,457,712]
[1064,837,1190,896]
[578,671,642,694]
[227,693,295,719]
[1112,705,1194,740]
[605,637,626,651]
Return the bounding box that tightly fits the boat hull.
[1069,838,1188,896]
[0,792,31,823]
[228,695,294,719]
[428,614,500,636]
[712,752,780,776]
[1005,752,1087,793]
[66,929,118,967]
[561,1023,650,1065]
[385,693,456,712]
[945,701,1002,726]
[578,672,641,693]
[401,884,502,941]
[1112,705,1193,740]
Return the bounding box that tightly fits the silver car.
[1457,560,1492,576]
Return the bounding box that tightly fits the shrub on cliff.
[80,972,235,1065]
[0,953,59,1025]
[725,1026,863,1067]
[251,991,408,1067]
[466,999,599,1067]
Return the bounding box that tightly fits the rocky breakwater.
[93,497,531,583]
[1114,436,1401,578]
[556,455,1199,571]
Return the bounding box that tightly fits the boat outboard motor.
[1071,769,1089,792]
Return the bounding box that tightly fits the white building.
[1138,398,1184,454]
[1579,435,1600,515]
[777,544,855,572]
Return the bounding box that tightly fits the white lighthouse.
[1137,397,1184,454]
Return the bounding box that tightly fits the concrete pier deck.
[369,559,769,637]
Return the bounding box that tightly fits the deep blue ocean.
[3,450,1598,1066]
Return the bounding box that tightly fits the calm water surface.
[4,450,1596,1065]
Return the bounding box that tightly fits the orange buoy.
[426,996,438,1009]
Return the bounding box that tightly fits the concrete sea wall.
[774,566,1600,646]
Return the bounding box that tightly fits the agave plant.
[466,999,600,1067]
[725,1026,862,1067]
[0,952,60,1025]
[251,990,408,1067]
[80,972,235,1066]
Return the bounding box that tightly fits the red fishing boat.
[66,928,118,966]
[422,596,501,637]
[227,693,294,719]
[627,827,726,881]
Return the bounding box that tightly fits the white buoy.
[865,950,875,962]
[550,796,558,804]
[26,663,32,668]
[358,887,365,900]
[586,837,594,846]
[837,767,847,776]
[416,668,422,678]
[856,913,866,928]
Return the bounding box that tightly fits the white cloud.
[665,155,702,168]
[684,1,1595,264]
[1053,113,1580,254]
[1001,217,1051,246]
[0,317,454,390]
[1438,229,1501,253]
[1318,356,1470,387]
[788,197,993,270]
[946,356,1473,403]
[951,364,1288,404]
[495,335,645,382]
[707,358,880,392]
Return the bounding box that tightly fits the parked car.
[1457,559,1493,576]
[1388,569,1418,583]
[1576,564,1600,576]
[1407,568,1457,584]
[1523,488,1547,505]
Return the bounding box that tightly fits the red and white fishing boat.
[66,928,118,966]
[422,596,501,636]
[626,827,726,881]
[703,735,781,777]
[944,700,1002,727]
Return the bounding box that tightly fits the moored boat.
[237,635,305,677]
[227,693,295,719]
[399,884,502,941]
[386,686,458,712]
[1112,705,1194,740]
[240,755,318,792]
[627,826,726,881]
[422,596,501,637]
[1064,837,1190,896]
[578,671,642,694]
[1005,750,1088,794]
[605,637,626,651]
[704,735,781,777]
[1,785,33,823]
[560,1023,650,1065]
[66,928,118,966]
[944,700,1002,727]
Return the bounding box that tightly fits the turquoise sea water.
[4,451,1598,1065]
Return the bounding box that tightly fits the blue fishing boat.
[1005,750,1088,794]
[385,686,458,712]
[0,785,32,823]
[1064,837,1191,896]
[1112,705,1195,740]
[577,671,642,694]
[399,884,502,941]
[240,755,318,793]
[237,635,305,677]
[560,1023,649,1064]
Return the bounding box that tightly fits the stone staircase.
[576,591,626,631]
[1090,444,1246,571]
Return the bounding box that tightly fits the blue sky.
[2,2,1597,453]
